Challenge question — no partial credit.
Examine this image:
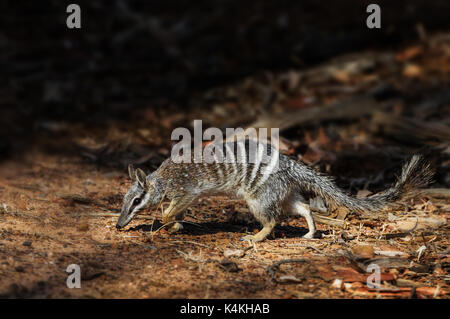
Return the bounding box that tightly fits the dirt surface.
[1,26,450,298]
[0,146,448,298]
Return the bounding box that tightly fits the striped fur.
[117,140,433,240]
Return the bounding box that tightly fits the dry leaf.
[352,244,375,259]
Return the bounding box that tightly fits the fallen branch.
[371,111,450,144]
[312,212,346,228]
[248,95,378,133]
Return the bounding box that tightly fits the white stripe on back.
[236,141,247,180]
[213,146,225,182]
[248,142,264,187]
[225,143,237,176]
[253,148,279,189]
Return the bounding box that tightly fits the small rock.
[223,249,245,258]
[22,241,32,247]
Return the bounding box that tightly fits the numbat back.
[116,140,433,241]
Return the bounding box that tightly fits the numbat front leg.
[161,196,195,233]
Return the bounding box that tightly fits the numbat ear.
[135,168,147,188]
[128,164,135,181]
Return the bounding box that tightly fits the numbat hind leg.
[296,202,316,239]
[284,195,316,239]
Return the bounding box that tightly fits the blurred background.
[0,1,449,140]
[1,0,449,185]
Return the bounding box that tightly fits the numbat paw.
[168,222,184,233]
[302,232,314,239]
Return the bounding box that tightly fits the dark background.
[1,0,450,145]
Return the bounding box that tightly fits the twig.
[0,204,42,222]
[356,222,363,242]
[86,212,154,220]
[249,95,378,132]
[311,212,346,228]
[150,220,179,240]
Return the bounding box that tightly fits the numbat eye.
[133,198,141,206]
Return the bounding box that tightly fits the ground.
[0,148,448,298]
[0,33,449,299]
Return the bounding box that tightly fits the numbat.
[116,140,432,242]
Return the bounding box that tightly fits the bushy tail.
[300,155,433,213]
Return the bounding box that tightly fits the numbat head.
[115,140,432,241]
[116,164,165,229]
